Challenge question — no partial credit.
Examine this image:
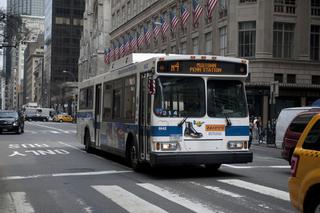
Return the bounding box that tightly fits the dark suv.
[281,110,319,164]
[0,110,25,134]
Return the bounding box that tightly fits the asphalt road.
[0,122,296,213]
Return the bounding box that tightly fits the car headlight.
[13,121,19,126]
[227,141,244,149]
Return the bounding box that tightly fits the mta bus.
[77,53,252,171]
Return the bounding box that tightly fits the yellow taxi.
[289,112,320,213]
[53,114,74,123]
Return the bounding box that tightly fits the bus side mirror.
[148,79,156,95]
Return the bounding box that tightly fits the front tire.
[84,130,93,153]
[128,143,144,172]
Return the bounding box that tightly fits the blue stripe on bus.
[151,126,182,137]
[151,125,249,137]
[225,126,249,136]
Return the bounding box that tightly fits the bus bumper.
[149,151,253,166]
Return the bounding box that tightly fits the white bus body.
[77,54,252,170]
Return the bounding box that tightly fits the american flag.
[153,20,161,39]
[207,0,218,19]
[170,10,179,31]
[180,4,190,27]
[160,15,169,35]
[124,38,130,55]
[104,48,110,64]
[144,26,152,44]
[109,47,115,61]
[119,42,125,58]
[114,45,119,60]
[192,0,203,25]
[137,32,144,46]
[130,34,137,51]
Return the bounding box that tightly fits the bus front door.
[139,72,152,160]
[95,84,102,147]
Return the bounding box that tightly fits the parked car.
[289,112,320,212]
[0,110,24,134]
[53,114,74,122]
[281,110,319,164]
[275,107,320,148]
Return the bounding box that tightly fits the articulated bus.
[77,53,253,171]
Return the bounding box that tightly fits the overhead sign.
[157,60,247,75]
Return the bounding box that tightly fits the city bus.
[77,53,252,171]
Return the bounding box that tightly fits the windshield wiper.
[224,113,232,127]
[178,116,189,127]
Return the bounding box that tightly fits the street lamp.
[62,70,77,82]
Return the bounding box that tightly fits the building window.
[274,0,295,14]
[312,75,320,84]
[287,74,296,83]
[171,45,176,53]
[180,42,187,54]
[219,26,227,56]
[274,73,283,83]
[311,25,320,61]
[273,22,295,58]
[240,0,257,3]
[311,0,320,16]
[204,32,213,55]
[192,37,199,54]
[219,0,228,18]
[238,21,256,57]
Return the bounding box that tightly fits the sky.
[0,1,6,71]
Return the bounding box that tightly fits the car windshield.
[207,80,248,118]
[0,112,18,118]
[154,77,205,117]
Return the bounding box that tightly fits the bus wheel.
[205,163,221,171]
[129,143,143,172]
[84,130,92,153]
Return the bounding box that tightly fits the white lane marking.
[0,192,35,213]
[218,179,290,201]
[222,164,290,169]
[1,170,132,181]
[50,130,60,134]
[92,185,168,213]
[138,183,223,213]
[58,141,86,153]
[27,122,70,133]
[190,182,243,198]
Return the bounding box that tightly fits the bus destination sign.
[157,60,247,75]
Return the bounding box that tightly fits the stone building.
[79,0,320,125]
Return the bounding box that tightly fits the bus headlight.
[227,141,244,149]
[161,143,178,151]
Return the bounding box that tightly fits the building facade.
[79,0,320,126]
[6,15,44,109]
[24,34,44,104]
[7,0,44,16]
[44,0,85,110]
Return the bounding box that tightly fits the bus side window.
[103,83,112,121]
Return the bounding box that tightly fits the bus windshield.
[207,80,247,118]
[154,77,205,117]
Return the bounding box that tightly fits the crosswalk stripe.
[50,131,60,134]
[92,185,168,213]
[218,179,290,201]
[0,192,35,213]
[190,182,243,198]
[137,183,223,213]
